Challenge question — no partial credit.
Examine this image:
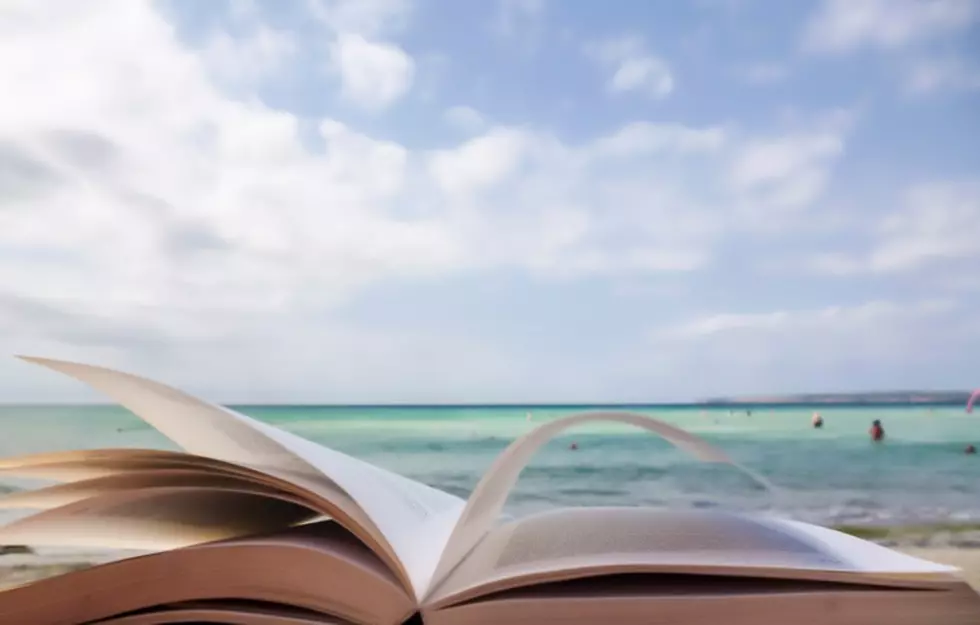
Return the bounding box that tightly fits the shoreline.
[0,547,140,590]
[832,522,980,549]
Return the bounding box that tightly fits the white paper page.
[17,357,315,477]
[0,487,314,551]
[250,422,465,597]
[0,470,284,510]
[427,507,964,607]
[18,356,464,598]
[428,411,772,597]
[755,516,958,574]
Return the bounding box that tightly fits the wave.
[519,464,669,481]
[554,486,629,498]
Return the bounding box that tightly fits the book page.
[94,605,349,625]
[0,446,397,581]
[0,521,415,625]
[754,516,960,575]
[425,581,980,625]
[0,447,367,524]
[0,486,317,551]
[0,448,254,482]
[0,448,194,471]
[252,422,466,598]
[17,357,322,478]
[0,469,290,510]
[427,506,962,608]
[20,356,466,597]
[427,411,772,598]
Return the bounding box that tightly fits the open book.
[1,357,978,625]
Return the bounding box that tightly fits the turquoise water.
[2,404,979,526]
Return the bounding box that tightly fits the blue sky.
[0,0,978,402]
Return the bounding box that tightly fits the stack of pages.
[0,356,978,624]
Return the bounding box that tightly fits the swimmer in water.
[569,442,578,451]
[812,412,824,429]
[966,444,976,455]
[869,419,885,442]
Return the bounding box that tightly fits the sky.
[0,0,978,403]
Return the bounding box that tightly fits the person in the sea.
[869,419,885,442]
[966,444,976,455]
[811,412,824,429]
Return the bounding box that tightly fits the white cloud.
[0,0,767,324]
[0,1,876,399]
[428,128,530,196]
[308,0,412,37]
[727,132,845,215]
[904,57,980,94]
[803,0,978,54]
[306,0,418,110]
[422,121,731,278]
[729,133,842,189]
[0,6,723,309]
[592,122,727,157]
[656,300,953,341]
[810,180,980,275]
[330,33,415,109]
[644,299,965,393]
[0,2,443,316]
[873,182,980,270]
[588,36,674,99]
[202,26,296,87]
[443,105,487,134]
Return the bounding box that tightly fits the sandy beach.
[900,548,980,590]
[0,548,136,591]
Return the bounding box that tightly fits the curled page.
[0,448,259,482]
[0,487,318,551]
[17,356,464,598]
[0,448,194,471]
[0,447,385,561]
[16,357,318,476]
[238,419,465,597]
[427,411,774,597]
[0,521,414,625]
[0,469,290,510]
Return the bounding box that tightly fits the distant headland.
[704,391,972,406]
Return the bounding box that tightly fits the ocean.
[2,403,979,528]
